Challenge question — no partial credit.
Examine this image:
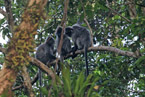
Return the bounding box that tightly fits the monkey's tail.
[39,69,42,97]
[84,46,89,76]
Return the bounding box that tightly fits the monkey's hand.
[71,47,77,59]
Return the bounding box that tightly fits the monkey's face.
[56,26,62,37]
[65,27,73,37]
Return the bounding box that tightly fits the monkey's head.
[65,26,73,37]
[45,36,55,45]
[55,26,62,37]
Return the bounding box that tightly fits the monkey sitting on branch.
[35,35,56,97]
[36,36,56,64]
[65,22,92,76]
[55,26,72,61]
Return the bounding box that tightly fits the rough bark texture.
[22,66,35,97]
[30,57,55,81]
[0,0,47,95]
[57,0,70,55]
[65,46,138,59]
[12,73,39,91]
[128,0,137,19]
[0,66,17,97]
[4,0,14,33]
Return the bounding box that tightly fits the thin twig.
[106,0,131,23]
[84,18,94,46]
[80,0,94,46]
[57,0,69,55]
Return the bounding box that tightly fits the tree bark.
[22,66,35,97]
[127,0,137,19]
[4,0,14,34]
[0,0,47,95]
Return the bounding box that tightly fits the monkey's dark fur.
[65,23,92,76]
[55,26,71,60]
[36,36,56,64]
[36,36,56,97]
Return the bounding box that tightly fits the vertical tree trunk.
[0,0,47,96]
[128,0,137,19]
[22,66,35,97]
[4,0,14,34]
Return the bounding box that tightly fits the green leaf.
[0,18,5,26]
[79,74,93,97]
[114,15,121,20]
[41,87,48,96]
[95,1,108,10]
[74,71,85,96]
[135,55,145,65]
[62,66,72,97]
[87,77,99,97]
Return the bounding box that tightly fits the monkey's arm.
[36,47,45,59]
[72,43,78,58]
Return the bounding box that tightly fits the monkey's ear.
[65,26,73,37]
[45,36,51,43]
[45,36,54,45]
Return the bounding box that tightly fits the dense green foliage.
[0,0,145,96]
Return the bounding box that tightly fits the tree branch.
[65,46,137,59]
[30,57,56,97]
[0,8,7,17]
[51,0,70,96]
[12,57,56,91]
[21,66,35,97]
[30,57,55,81]
[0,0,48,95]
[4,0,15,33]
[57,0,70,55]
[90,46,137,57]
[106,0,131,23]
[127,0,137,19]
[84,18,94,46]
[12,73,38,91]
[12,45,137,91]
[136,3,145,7]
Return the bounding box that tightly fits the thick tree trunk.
[0,0,47,95]
[0,65,17,97]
